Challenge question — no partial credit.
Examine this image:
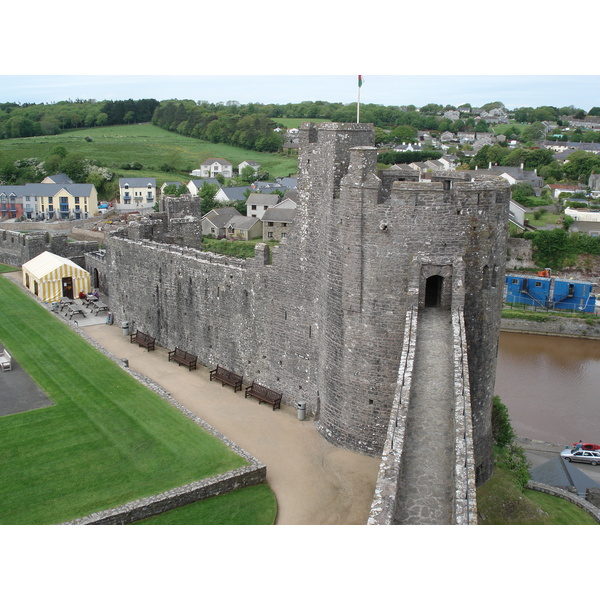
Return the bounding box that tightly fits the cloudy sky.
[2,2,598,112]
[1,74,599,111]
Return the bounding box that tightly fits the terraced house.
[117,177,156,213]
[0,178,99,220]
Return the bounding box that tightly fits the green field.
[0,274,276,524]
[0,123,299,186]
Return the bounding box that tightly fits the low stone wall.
[63,465,266,525]
[501,315,600,339]
[452,309,477,524]
[526,481,600,522]
[368,307,418,525]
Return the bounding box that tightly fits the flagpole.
[357,75,361,123]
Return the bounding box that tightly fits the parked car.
[561,448,600,465]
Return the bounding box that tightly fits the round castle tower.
[289,122,510,483]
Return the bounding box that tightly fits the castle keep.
[101,122,510,485]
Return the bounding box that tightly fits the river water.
[494,332,600,446]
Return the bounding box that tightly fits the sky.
[1,74,599,111]
[2,2,598,113]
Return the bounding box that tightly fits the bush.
[496,444,530,491]
[492,395,515,448]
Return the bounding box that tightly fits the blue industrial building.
[505,273,596,313]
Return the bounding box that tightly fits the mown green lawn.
[0,123,298,184]
[133,483,277,525]
[0,275,272,524]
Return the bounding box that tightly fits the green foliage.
[377,148,443,165]
[524,228,600,270]
[496,444,531,491]
[491,395,515,448]
[0,99,159,140]
[563,214,574,230]
[501,309,550,322]
[199,182,219,215]
[511,182,536,202]
[490,396,529,491]
[562,150,600,182]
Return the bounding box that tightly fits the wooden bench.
[209,365,243,392]
[245,382,282,410]
[168,347,197,371]
[0,349,12,372]
[129,330,155,352]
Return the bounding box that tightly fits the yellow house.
[24,182,99,220]
[22,251,91,302]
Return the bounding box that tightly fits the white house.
[238,160,260,175]
[117,177,156,213]
[245,193,281,219]
[196,158,233,179]
[186,179,229,202]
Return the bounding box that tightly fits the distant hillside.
[0,123,298,199]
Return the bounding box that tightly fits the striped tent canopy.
[22,251,90,303]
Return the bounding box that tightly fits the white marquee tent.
[22,251,91,303]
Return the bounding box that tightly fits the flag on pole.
[357,76,363,123]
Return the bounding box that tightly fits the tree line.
[0,99,160,139]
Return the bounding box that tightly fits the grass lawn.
[0,275,274,524]
[477,463,597,525]
[202,237,279,259]
[0,123,299,185]
[0,264,20,274]
[132,483,277,525]
[525,210,563,227]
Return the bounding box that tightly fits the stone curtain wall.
[103,123,510,482]
[0,229,98,267]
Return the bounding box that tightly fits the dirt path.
[81,323,380,525]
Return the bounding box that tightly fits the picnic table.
[83,295,99,307]
[68,306,86,320]
[92,302,109,316]
[59,297,75,311]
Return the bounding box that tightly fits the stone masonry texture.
[96,122,510,485]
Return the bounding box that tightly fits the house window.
[512,279,519,284]
[251,205,257,210]
[268,222,274,227]
[535,281,542,287]
[268,232,274,238]
[281,232,287,239]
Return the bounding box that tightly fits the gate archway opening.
[425,275,443,307]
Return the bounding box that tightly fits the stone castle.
[82,122,511,487]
